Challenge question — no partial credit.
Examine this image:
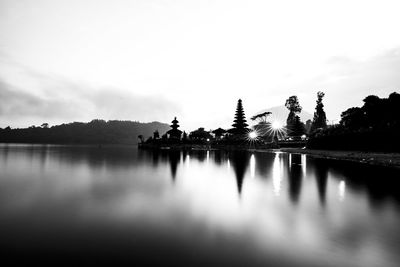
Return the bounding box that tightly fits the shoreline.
[139,143,400,168]
[276,148,400,168]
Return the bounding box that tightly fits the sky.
[1,0,400,131]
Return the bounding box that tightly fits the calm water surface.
[0,144,399,266]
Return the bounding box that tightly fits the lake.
[0,144,399,266]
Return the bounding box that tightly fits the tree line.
[308,92,400,152]
[143,91,399,152]
[0,120,170,145]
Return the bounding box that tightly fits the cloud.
[0,70,180,128]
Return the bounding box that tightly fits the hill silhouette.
[0,120,169,144]
[252,105,313,125]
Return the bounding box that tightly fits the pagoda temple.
[167,117,182,140]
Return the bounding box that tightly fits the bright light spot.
[272,121,282,130]
[206,138,210,142]
[249,131,258,139]
[301,134,307,140]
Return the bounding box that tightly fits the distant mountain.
[252,106,313,125]
[0,120,170,144]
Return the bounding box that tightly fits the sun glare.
[272,121,282,130]
[249,131,258,139]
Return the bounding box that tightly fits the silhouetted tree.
[212,128,226,139]
[251,111,272,139]
[285,96,302,133]
[311,91,327,132]
[309,92,400,151]
[189,128,212,141]
[251,111,271,123]
[291,115,306,136]
[0,121,169,144]
[41,123,49,129]
[231,99,249,136]
[340,107,365,129]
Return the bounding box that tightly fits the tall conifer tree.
[311,91,327,132]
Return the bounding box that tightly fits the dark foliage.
[189,128,212,140]
[308,92,400,152]
[285,96,303,136]
[287,115,305,137]
[0,120,170,144]
[212,128,226,138]
[310,91,327,132]
[250,111,271,122]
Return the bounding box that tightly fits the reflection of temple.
[168,150,181,181]
[229,151,250,195]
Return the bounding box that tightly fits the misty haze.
[1,1,400,267]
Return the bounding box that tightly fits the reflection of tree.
[229,151,250,195]
[181,150,188,163]
[327,160,400,207]
[254,153,274,177]
[288,154,303,204]
[190,150,207,162]
[213,150,223,165]
[151,150,160,167]
[314,159,329,206]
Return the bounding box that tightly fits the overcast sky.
[1,0,399,130]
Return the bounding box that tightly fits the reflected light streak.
[227,159,230,170]
[272,153,282,196]
[206,150,210,164]
[250,154,255,178]
[339,180,346,201]
[301,154,307,175]
[186,155,190,168]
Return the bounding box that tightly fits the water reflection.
[136,148,400,207]
[272,153,282,196]
[167,150,180,181]
[250,154,255,178]
[314,159,329,206]
[339,180,346,201]
[287,154,303,204]
[229,151,250,195]
[1,144,400,267]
